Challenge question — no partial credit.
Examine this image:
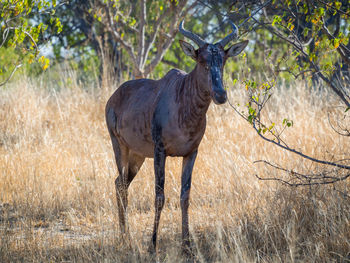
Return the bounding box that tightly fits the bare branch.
[252,118,350,170]
[275,68,313,79]
[0,27,11,48]
[137,0,146,67]
[254,160,350,186]
[255,172,350,186]
[0,63,22,87]
[141,10,169,70]
[327,110,350,137]
[161,58,178,68]
[237,0,272,29]
[142,2,180,70]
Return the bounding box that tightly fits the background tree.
[43,0,199,82]
[40,0,123,84]
[92,0,198,78]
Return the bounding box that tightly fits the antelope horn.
[217,21,238,48]
[179,20,206,48]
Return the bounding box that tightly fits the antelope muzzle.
[211,67,227,105]
[213,89,227,104]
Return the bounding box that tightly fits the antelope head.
[179,20,248,105]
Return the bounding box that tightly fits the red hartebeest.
[105,20,248,253]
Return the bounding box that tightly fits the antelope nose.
[214,90,227,104]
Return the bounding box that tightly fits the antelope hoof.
[147,242,156,254]
[181,240,194,258]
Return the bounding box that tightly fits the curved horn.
[217,21,238,48]
[179,20,206,48]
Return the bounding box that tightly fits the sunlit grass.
[0,72,349,262]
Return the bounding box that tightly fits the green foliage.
[283,118,293,127]
[230,0,350,123]
[0,0,61,85]
[271,0,349,78]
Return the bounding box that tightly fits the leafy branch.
[0,0,61,86]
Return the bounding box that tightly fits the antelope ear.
[179,40,197,60]
[226,40,249,57]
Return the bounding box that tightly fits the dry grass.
[1,71,350,262]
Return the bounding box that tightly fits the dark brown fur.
[105,40,248,254]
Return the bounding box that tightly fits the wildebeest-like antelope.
[105,20,248,253]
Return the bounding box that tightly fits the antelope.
[105,20,248,253]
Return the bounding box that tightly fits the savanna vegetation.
[1,0,350,262]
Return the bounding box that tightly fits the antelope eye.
[205,65,209,70]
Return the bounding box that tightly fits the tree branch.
[103,2,139,72]
[137,0,146,67]
[255,15,350,108]
[141,2,175,70]
[0,63,22,87]
[251,117,350,170]
[143,0,189,76]
[255,158,350,186]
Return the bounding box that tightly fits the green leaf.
[248,115,254,124]
[335,1,342,10]
[283,118,293,127]
[129,17,136,27]
[318,7,325,16]
[334,38,340,49]
[267,50,272,58]
[272,15,282,26]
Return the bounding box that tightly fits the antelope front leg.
[180,150,197,253]
[149,141,166,253]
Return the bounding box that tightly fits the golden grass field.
[1,70,350,262]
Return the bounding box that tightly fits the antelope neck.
[176,66,212,125]
[191,65,212,107]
